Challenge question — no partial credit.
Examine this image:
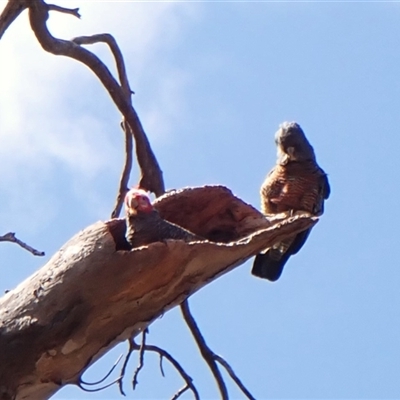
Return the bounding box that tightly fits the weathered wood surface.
[0,186,317,400]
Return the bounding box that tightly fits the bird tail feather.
[251,252,289,282]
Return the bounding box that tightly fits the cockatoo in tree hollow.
[251,122,330,282]
[124,187,201,248]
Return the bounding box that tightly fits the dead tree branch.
[0,0,28,40]
[0,232,45,256]
[72,33,132,99]
[27,0,164,196]
[71,33,135,218]
[0,185,318,399]
[70,33,136,218]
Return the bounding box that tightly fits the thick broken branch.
[0,186,317,400]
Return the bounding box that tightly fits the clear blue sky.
[1,1,399,399]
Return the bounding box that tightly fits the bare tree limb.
[181,300,229,400]
[72,33,137,218]
[71,33,136,218]
[0,232,45,256]
[0,0,28,40]
[72,33,132,99]
[28,0,164,196]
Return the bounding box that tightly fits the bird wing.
[312,170,330,215]
[261,166,287,213]
[286,228,311,255]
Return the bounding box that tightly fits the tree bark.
[0,186,317,400]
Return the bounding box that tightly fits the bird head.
[275,121,316,164]
[124,187,153,215]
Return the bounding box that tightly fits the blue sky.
[1,1,400,399]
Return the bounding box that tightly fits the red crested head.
[124,187,153,214]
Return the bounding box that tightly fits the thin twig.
[80,354,123,386]
[159,352,165,377]
[215,355,256,400]
[111,121,133,218]
[171,385,190,400]
[0,232,45,256]
[78,377,120,392]
[181,300,228,400]
[47,4,80,18]
[76,354,123,393]
[132,330,147,390]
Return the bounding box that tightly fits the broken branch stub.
[0,185,317,400]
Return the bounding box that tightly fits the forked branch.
[116,333,200,400]
[71,33,135,217]
[28,0,164,197]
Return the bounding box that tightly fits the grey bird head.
[275,121,316,164]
